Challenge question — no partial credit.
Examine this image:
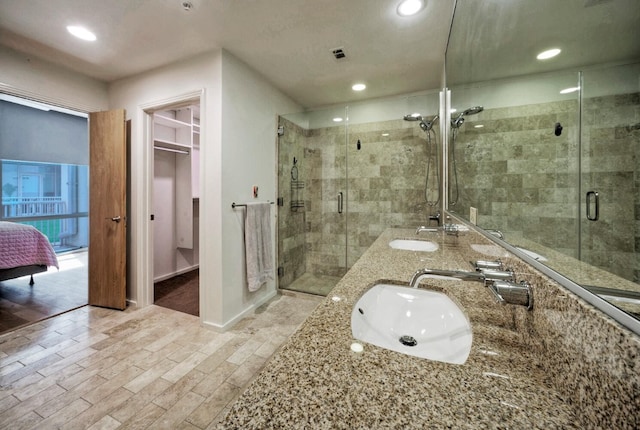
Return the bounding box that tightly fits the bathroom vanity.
[218,226,639,428]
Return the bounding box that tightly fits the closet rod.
[232,201,275,209]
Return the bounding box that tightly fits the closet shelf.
[154,114,192,129]
[154,138,191,154]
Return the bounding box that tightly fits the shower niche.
[276,93,441,296]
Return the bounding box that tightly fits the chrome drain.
[399,335,417,347]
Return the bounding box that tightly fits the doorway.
[149,98,201,316]
[0,94,90,333]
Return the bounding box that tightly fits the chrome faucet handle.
[487,280,533,310]
[443,223,459,236]
[480,269,515,282]
[473,260,503,270]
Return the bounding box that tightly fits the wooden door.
[89,109,127,310]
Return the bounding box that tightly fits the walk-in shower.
[404,113,441,208]
[277,93,441,296]
[449,106,483,205]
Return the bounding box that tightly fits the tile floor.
[0,291,323,429]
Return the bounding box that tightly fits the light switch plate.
[470,207,477,225]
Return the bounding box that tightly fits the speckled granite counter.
[219,228,640,429]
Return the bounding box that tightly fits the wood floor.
[154,270,199,317]
[0,292,323,429]
[0,251,88,335]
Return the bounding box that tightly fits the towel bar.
[232,201,275,209]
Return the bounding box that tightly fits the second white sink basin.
[351,283,472,364]
[389,239,439,252]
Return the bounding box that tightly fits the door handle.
[107,216,122,223]
[586,191,599,221]
[337,192,343,214]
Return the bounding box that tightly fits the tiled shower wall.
[453,92,639,283]
[452,99,580,256]
[581,92,639,283]
[277,117,438,285]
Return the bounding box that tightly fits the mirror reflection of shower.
[404,113,441,208]
[449,106,484,206]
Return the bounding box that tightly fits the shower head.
[451,106,484,128]
[463,106,484,116]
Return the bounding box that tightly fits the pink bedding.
[0,221,59,269]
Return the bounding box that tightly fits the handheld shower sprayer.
[420,114,439,132]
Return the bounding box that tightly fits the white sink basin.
[351,283,472,364]
[389,239,439,252]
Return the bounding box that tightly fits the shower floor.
[282,272,341,296]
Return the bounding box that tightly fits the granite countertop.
[218,227,637,429]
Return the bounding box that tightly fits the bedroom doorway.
[0,94,90,334]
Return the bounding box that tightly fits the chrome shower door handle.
[586,191,599,221]
[337,192,343,214]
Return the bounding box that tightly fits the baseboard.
[201,289,278,332]
[153,264,199,283]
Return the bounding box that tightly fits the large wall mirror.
[445,0,640,328]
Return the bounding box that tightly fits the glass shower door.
[579,63,640,312]
[277,107,348,295]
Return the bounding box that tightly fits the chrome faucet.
[409,268,533,309]
[409,269,485,287]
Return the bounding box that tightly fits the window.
[0,95,89,252]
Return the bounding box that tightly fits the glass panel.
[277,92,441,296]
[450,72,581,257]
[277,107,347,295]
[579,63,640,318]
[346,92,441,267]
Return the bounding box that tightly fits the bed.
[0,221,59,285]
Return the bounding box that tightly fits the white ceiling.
[0,0,455,109]
[1,0,637,110]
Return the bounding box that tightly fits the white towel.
[244,202,274,292]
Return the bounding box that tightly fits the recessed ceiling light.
[382,133,390,137]
[450,108,458,114]
[474,124,484,128]
[67,25,96,41]
[410,112,421,118]
[560,86,580,94]
[537,48,561,60]
[333,117,343,122]
[352,83,366,91]
[397,0,425,16]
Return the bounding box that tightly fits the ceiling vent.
[332,47,346,60]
